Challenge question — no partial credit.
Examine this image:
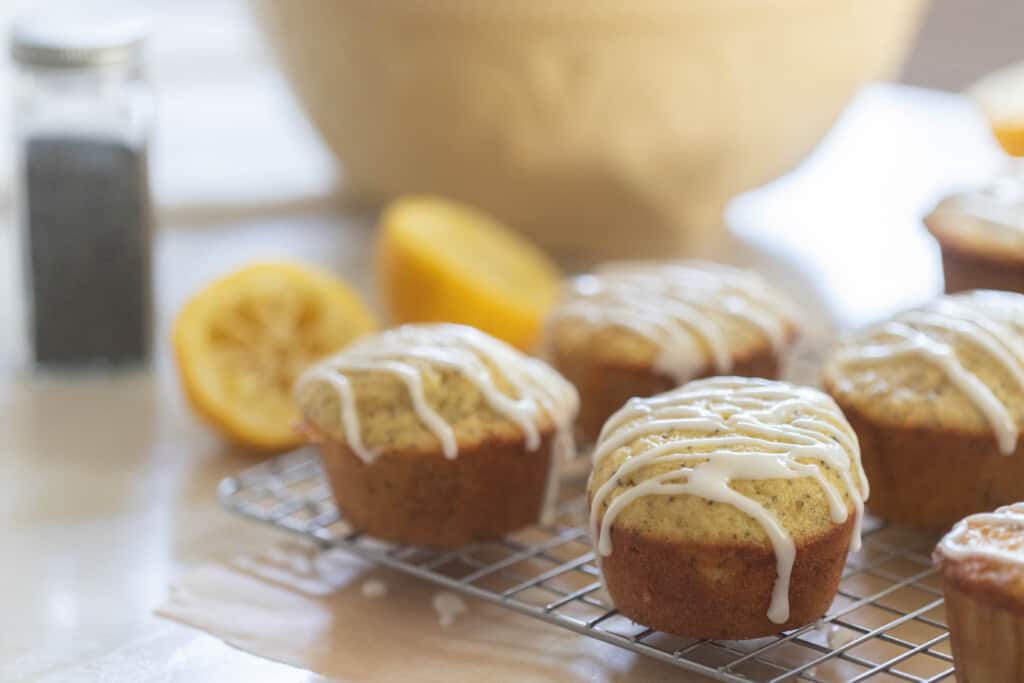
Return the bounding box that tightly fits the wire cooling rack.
[218,448,956,683]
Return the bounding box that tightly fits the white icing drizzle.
[937,502,1024,566]
[589,377,867,625]
[832,293,1024,455]
[547,261,798,383]
[948,189,1024,230]
[827,624,857,650]
[295,323,579,466]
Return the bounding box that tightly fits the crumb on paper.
[827,625,856,650]
[266,540,318,576]
[432,591,467,627]
[361,579,388,599]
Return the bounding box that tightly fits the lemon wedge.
[376,196,560,349]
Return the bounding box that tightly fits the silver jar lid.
[10,3,149,69]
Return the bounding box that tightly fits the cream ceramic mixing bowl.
[252,0,926,259]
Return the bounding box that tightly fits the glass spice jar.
[11,8,153,369]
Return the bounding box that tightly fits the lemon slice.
[173,262,375,450]
[970,62,1024,157]
[376,196,561,349]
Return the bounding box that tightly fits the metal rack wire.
[218,448,956,682]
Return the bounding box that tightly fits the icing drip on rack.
[937,502,1024,566]
[832,292,1024,455]
[548,261,798,383]
[295,323,579,467]
[589,377,868,625]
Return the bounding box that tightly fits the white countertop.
[0,1,1006,680]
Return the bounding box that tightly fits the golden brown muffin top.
[823,290,1024,452]
[295,323,578,461]
[934,503,1024,613]
[925,191,1024,262]
[588,376,867,623]
[544,261,799,382]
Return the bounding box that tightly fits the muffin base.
[943,580,1024,683]
[832,397,1024,530]
[316,431,556,547]
[938,244,1024,295]
[596,516,855,639]
[554,344,784,444]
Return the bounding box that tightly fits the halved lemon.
[377,196,561,349]
[173,262,375,450]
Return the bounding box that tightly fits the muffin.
[295,323,579,546]
[544,260,800,442]
[823,289,1024,529]
[925,190,1024,294]
[589,376,868,639]
[934,503,1024,683]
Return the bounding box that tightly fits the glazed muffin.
[925,190,1024,294]
[934,503,1024,683]
[295,323,578,546]
[589,376,868,639]
[544,261,800,442]
[823,290,1024,529]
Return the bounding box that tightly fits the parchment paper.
[158,538,694,682]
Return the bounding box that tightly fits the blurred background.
[0,0,1021,352]
[0,0,1020,241]
[904,0,1023,89]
